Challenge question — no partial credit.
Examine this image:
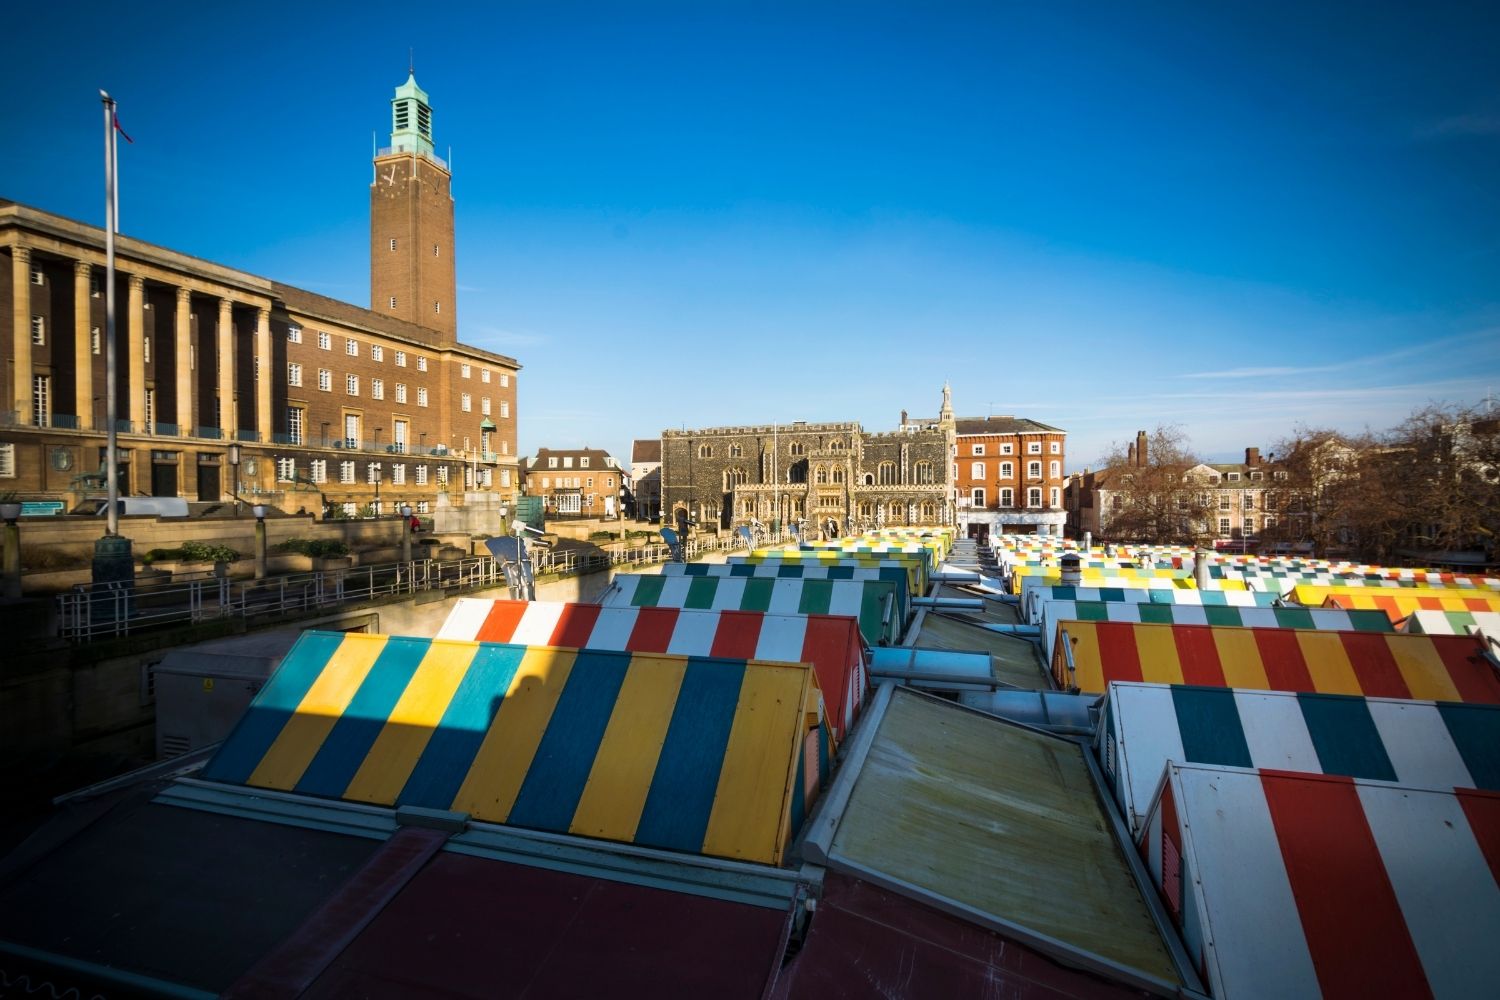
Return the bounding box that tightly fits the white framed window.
[141,335,152,361]
[1027,441,1042,454]
[371,378,384,400]
[434,301,440,315]
[971,488,986,507]
[501,440,509,455]
[395,383,407,403]
[341,501,357,517]
[1027,487,1042,507]
[339,461,355,484]
[1050,487,1060,507]
[367,463,381,485]
[310,459,327,484]
[30,316,44,346]
[288,362,303,387]
[1244,516,1257,535]
[392,420,408,454]
[460,393,471,412]
[389,296,397,309]
[91,327,101,354]
[500,373,509,387]
[499,400,509,418]
[318,369,331,392]
[416,500,430,514]
[1000,443,1013,455]
[317,331,331,350]
[461,363,471,379]
[395,351,407,367]
[344,414,359,449]
[1273,470,1288,481]
[482,468,493,488]
[30,267,44,286]
[548,457,558,468]
[541,476,551,488]
[287,407,304,445]
[143,388,153,431]
[563,456,574,468]
[345,338,358,356]
[433,244,440,257]
[481,369,490,383]
[371,344,383,362]
[581,456,591,468]
[393,464,406,485]
[1264,514,1278,530]
[500,469,512,487]
[999,487,1013,507]
[1227,472,1241,482]
[1050,441,1061,453]
[287,324,302,344]
[1250,471,1264,481]
[276,458,296,483]
[481,397,490,415]
[1000,461,1013,479]
[972,444,985,456]
[28,376,50,426]
[90,272,101,297]
[1049,460,1060,478]
[346,374,359,396]
[1028,461,1041,479]
[1244,491,1256,510]
[416,388,428,407]
[970,461,984,478]
[1219,517,1232,536]
[415,464,428,485]
[416,356,428,372]
[389,238,397,252]
[436,466,449,485]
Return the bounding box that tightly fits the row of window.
[458,393,508,417]
[387,238,441,257]
[457,363,506,385]
[969,440,1061,456]
[545,455,597,469]
[967,460,1061,481]
[535,476,615,489]
[272,457,514,489]
[696,439,847,460]
[970,486,1061,509]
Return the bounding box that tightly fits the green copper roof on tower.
[390,72,434,158]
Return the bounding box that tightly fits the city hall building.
[0,73,519,517]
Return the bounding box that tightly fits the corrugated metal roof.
[1140,764,1500,999]
[1053,621,1499,700]
[436,599,864,742]
[1101,682,1500,835]
[808,687,1184,991]
[201,632,827,866]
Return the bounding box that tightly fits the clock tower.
[371,72,457,341]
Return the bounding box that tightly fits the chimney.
[1246,447,1261,467]
[1127,442,1136,465]
[1136,430,1148,467]
[900,409,908,427]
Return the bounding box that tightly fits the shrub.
[273,538,349,558]
[179,541,240,563]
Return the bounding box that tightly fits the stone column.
[255,307,272,443]
[217,298,235,439]
[175,288,193,435]
[73,260,95,429]
[11,246,32,425]
[127,274,146,432]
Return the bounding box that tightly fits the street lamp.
[400,503,413,563]
[1,501,22,599]
[228,444,241,517]
[370,462,382,516]
[252,503,268,580]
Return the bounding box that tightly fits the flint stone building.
[660,386,958,535]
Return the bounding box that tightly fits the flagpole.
[101,90,119,538]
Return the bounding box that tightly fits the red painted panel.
[1338,633,1410,699]
[1435,635,1500,703]
[1260,771,1431,1000]
[549,602,602,648]
[475,600,529,643]
[1456,789,1500,889]
[709,610,764,660]
[625,606,679,653]
[1094,622,1144,684]
[1251,628,1315,691]
[304,853,790,1000]
[801,616,861,734]
[771,872,1141,1000]
[1170,625,1226,687]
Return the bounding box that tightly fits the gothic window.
[789,441,805,456]
[698,444,713,459]
[914,461,934,484]
[863,473,874,486]
[815,465,828,485]
[788,460,808,484]
[830,439,844,452]
[859,501,873,519]
[921,501,936,520]
[878,461,896,485]
[831,467,845,483]
[729,443,743,458]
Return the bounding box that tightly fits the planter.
[312,555,354,572]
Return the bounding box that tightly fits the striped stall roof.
[1402,610,1500,645]
[1050,621,1499,701]
[1100,682,1500,835]
[1040,601,1392,663]
[1019,576,1193,622]
[605,573,901,646]
[201,631,828,866]
[1021,585,1281,625]
[737,550,929,596]
[436,599,865,742]
[658,562,911,627]
[1300,586,1500,624]
[1139,764,1500,1000]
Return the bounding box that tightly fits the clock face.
[50,447,74,472]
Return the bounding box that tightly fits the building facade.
[630,438,662,521]
[0,74,519,517]
[660,387,958,536]
[952,416,1067,540]
[521,447,625,518]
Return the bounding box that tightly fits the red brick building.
[521,448,626,518]
[954,416,1067,540]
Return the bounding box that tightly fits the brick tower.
[371,71,457,342]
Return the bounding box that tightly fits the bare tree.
[1094,425,1215,545]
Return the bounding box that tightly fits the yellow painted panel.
[1056,622,1104,692]
[1385,635,1461,702]
[248,634,388,790]
[568,656,688,842]
[450,647,575,821]
[1295,631,1362,695]
[341,642,478,805]
[1134,624,1185,686]
[701,664,807,863]
[1212,627,1270,690]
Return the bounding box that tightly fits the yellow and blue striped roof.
[203,631,828,866]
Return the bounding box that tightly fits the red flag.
[112,112,133,144]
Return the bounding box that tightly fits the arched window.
[921,501,935,520]
[829,439,845,452]
[914,461,933,484]
[831,467,845,484]
[788,461,807,484]
[878,461,896,485]
[858,501,873,519]
[789,441,805,456]
[815,465,828,485]
[1027,461,1041,479]
[863,473,874,486]
[729,443,743,458]
[698,444,713,459]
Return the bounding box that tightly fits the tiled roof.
[954,416,1066,435]
[632,439,662,463]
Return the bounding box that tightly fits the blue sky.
[8,1,1499,469]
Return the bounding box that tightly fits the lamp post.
[400,503,413,563]
[252,503,268,580]
[1,501,22,599]
[370,462,382,517]
[228,443,241,517]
